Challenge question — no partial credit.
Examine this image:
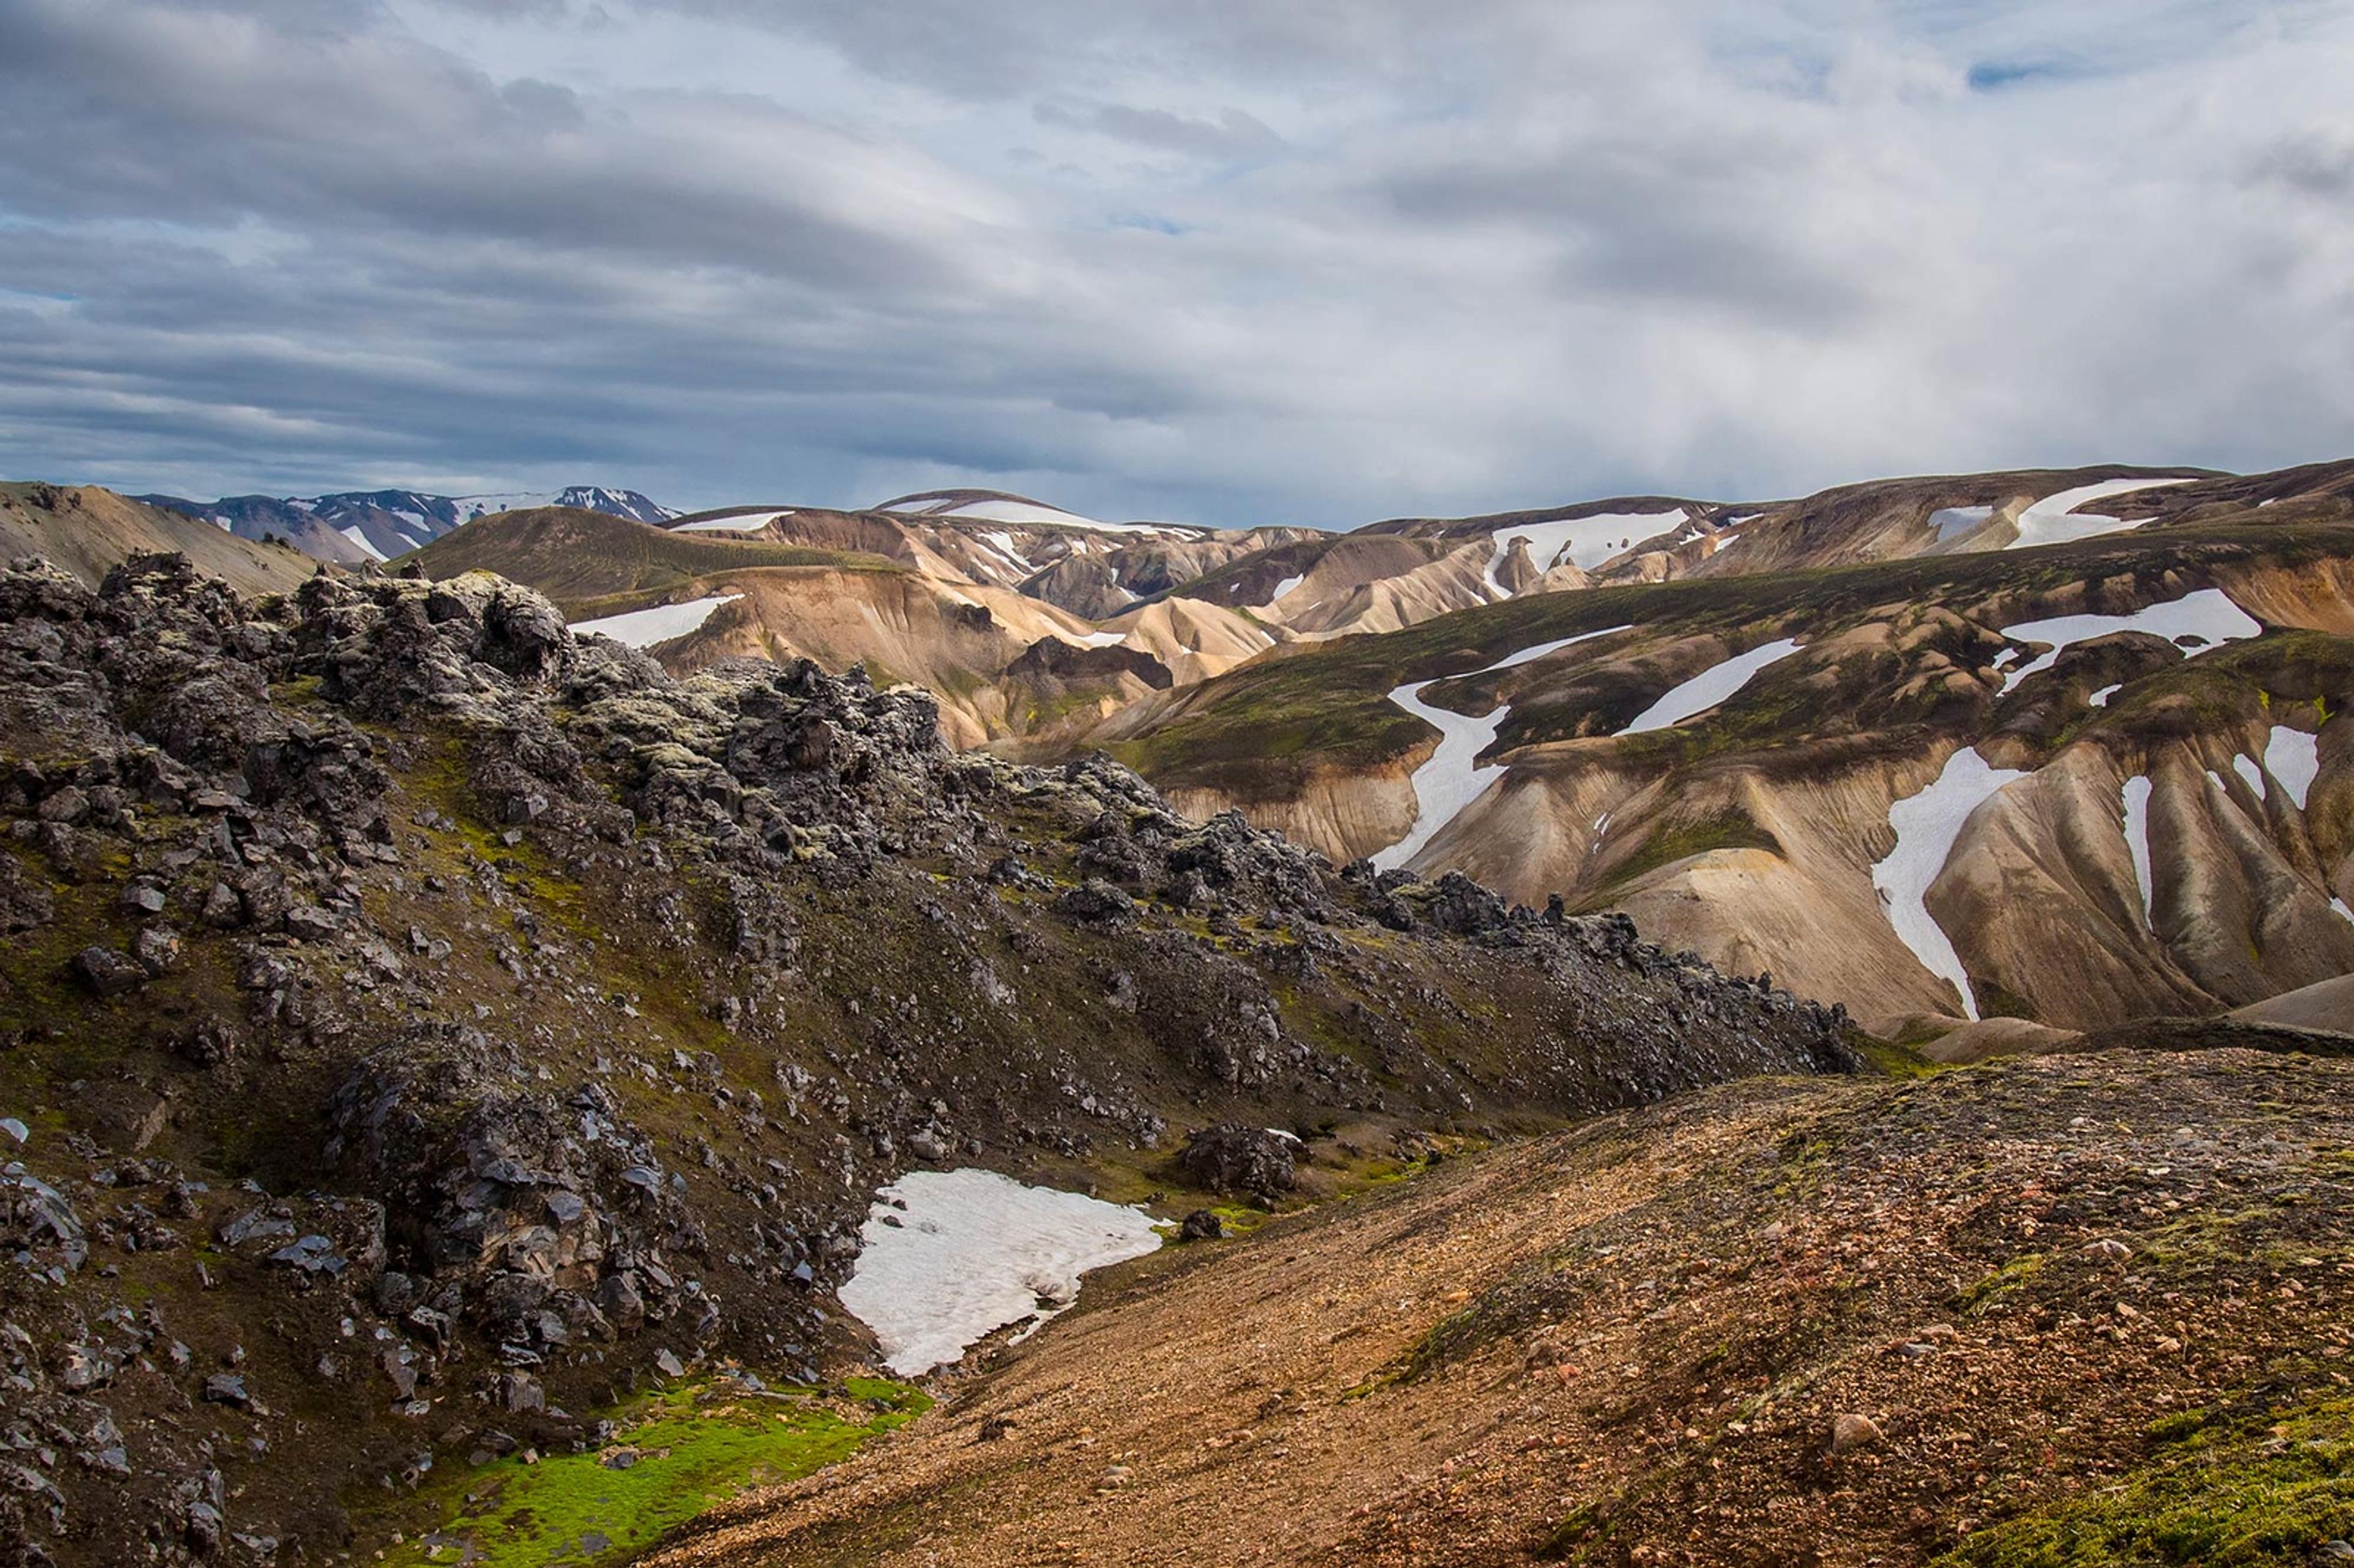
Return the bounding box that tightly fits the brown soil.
[649,1048,2354,1567]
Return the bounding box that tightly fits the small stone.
[2084,1238,2133,1262]
[1179,1209,1224,1242]
[653,1347,685,1379]
[0,1118,25,1147]
[202,1372,251,1408]
[121,883,168,915]
[1830,1413,1884,1454]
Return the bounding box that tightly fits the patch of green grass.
[386,1378,931,1568]
[1954,1252,2047,1314]
[1936,1391,2354,1567]
[1595,807,1780,891]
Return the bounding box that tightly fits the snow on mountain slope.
[837,1169,1160,1376]
[1618,638,1804,735]
[2007,477,2195,550]
[1996,588,2261,693]
[1871,747,2030,1022]
[1484,510,1687,594]
[1371,625,1635,872]
[569,593,742,647]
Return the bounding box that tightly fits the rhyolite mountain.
[0,554,1855,1564]
[384,463,2354,1045]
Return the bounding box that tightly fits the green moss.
[1954,1252,2047,1314]
[384,1377,931,1568]
[1936,1391,2354,1567]
[1597,808,1780,891]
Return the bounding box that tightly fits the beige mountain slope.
[0,481,318,596]
[1100,477,2354,1037]
[407,503,1274,748]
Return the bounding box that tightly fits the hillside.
[0,554,1853,1566]
[650,1045,2354,1568]
[138,484,676,565]
[0,481,319,596]
[1097,500,2354,1039]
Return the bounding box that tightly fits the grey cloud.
[2251,127,2354,198]
[2,0,2353,527]
[1033,101,1284,161]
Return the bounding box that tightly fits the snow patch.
[2120,775,2156,928]
[1371,625,1635,872]
[674,512,787,533]
[569,594,742,648]
[1929,505,1994,542]
[837,1168,1161,1376]
[2233,754,2266,801]
[2087,683,2121,707]
[2007,478,2194,550]
[1261,573,1306,607]
[1484,511,1685,595]
[2265,726,2322,810]
[336,525,388,563]
[1617,638,1804,736]
[1997,589,2260,694]
[1871,747,2029,1021]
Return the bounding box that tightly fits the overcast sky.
[2,0,2351,526]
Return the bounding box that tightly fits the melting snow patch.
[674,512,787,533]
[2087,683,2121,707]
[2334,897,2354,926]
[569,594,742,648]
[1997,589,2259,694]
[2007,478,2195,550]
[1871,747,2029,1021]
[337,525,388,563]
[1484,511,1685,594]
[2120,776,2156,927]
[2265,726,2322,810]
[1618,639,1804,736]
[1262,573,1307,607]
[2233,754,2266,801]
[1371,625,1635,872]
[837,1169,1161,1376]
[1929,505,1995,542]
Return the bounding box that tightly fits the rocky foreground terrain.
[651,1048,2354,1567]
[0,554,1854,1566]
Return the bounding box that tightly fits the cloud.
[1,0,2352,524]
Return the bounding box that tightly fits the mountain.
[0,479,318,596]
[135,484,676,565]
[389,465,2354,1048]
[0,554,1855,1566]
[1096,460,2354,1043]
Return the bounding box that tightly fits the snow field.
[1870,747,2030,1022]
[837,1169,1162,1376]
[1617,639,1804,736]
[1997,589,2260,694]
[2006,478,2194,551]
[569,593,742,647]
[1370,625,1635,872]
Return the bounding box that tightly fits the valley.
[5,454,2353,1566]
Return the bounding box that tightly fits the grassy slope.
[1109,522,2354,793]
[405,507,903,616]
[0,481,320,597]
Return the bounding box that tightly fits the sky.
[2,0,2352,528]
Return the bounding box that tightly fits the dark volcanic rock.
[1178,1124,1301,1200]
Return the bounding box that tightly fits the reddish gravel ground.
[646,1048,2354,1568]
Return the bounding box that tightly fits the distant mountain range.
[135,483,676,565]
